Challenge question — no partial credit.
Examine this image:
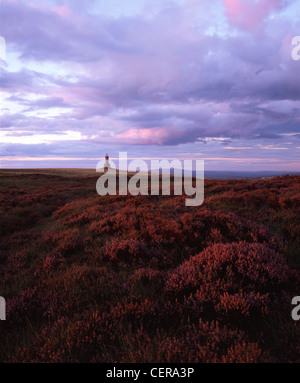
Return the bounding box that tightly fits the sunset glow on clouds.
[0,0,300,170]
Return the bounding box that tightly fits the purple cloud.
[0,0,299,170]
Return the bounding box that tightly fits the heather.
[0,170,299,362]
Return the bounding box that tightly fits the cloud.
[223,0,287,33]
[0,0,299,170]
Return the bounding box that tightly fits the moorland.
[0,169,299,362]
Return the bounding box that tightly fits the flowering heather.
[0,171,299,362]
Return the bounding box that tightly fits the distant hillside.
[158,169,300,179]
[1,168,299,180]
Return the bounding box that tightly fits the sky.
[0,0,300,171]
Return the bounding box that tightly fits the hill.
[0,170,299,362]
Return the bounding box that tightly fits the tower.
[104,154,110,170]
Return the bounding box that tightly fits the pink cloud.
[116,127,170,145]
[223,0,283,31]
[28,2,72,18]
[52,5,72,18]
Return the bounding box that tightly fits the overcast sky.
[0,0,300,170]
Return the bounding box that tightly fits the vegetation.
[0,170,299,362]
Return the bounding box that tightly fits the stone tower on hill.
[104,154,110,170]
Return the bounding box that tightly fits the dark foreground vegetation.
[0,169,299,362]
